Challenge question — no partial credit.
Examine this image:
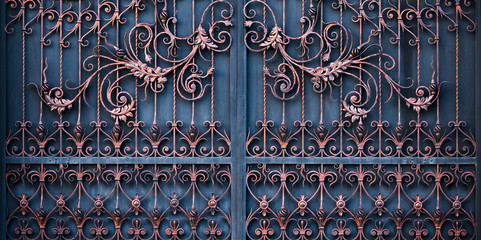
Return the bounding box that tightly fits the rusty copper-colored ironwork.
[246,164,476,239]
[6,164,231,239]
[244,0,476,157]
[3,0,479,237]
[5,0,233,157]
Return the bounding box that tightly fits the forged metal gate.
[1,0,480,238]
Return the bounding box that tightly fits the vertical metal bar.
[454,0,460,158]
[475,0,481,237]
[377,0,382,157]
[339,0,344,156]
[96,0,101,157]
[232,0,246,238]
[415,0,421,157]
[262,0,267,152]
[190,0,196,132]
[20,0,25,156]
[172,0,177,154]
[76,0,82,132]
[153,0,158,128]
[301,0,305,157]
[396,0,401,129]
[39,0,44,128]
[211,0,215,157]
[134,0,138,156]
[318,0,324,158]
[59,0,64,157]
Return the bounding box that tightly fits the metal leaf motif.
[260,26,283,49]
[343,102,368,123]
[125,60,170,85]
[110,101,136,123]
[195,26,218,50]
[44,95,74,114]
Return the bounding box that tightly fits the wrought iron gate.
[0,0,479,238]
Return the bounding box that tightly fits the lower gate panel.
[246,164,476,239]
[4,163,478,239]
[6,164,231,239]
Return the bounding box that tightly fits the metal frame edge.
[475,0,481,239]
[1,0,7,237]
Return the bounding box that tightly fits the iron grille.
[1,0,479,238]
[244,0,476,158]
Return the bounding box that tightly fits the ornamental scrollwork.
[246,164,476,240]
[244,0,476,158]
[5,0,233,157]
[35,0,233,123]
[6,164,232,239]
[244,0,439,122]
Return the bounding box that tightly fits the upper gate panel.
[244,0,477,158]
[5,0,233,158]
